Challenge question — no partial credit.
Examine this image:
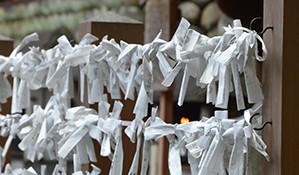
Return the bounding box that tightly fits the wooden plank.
[0,35,13,166]
[0,35,13,115]
[145,0,178,42]
[262,0,282,172]
[145,0,179,174]
[158,89,173,175]
[80,11,143,44]
[263,0,299,174]
[79,12,144,174]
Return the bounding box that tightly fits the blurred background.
[0,0,235,45]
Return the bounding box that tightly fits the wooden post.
[79,11,144,174]
[145,0,179,174]
[80,11,143,44]
[0,35,13,165]
[145,0,178,42]
[0,35,13,115]
[263,0,299,174]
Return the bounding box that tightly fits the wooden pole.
[145,0,179,174]
[263,0,299,174]
[0,35,13,166]
[0,35,13,115]
[145,0,178,42]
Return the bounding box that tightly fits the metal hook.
[249,112,272,131]
[258,26,274,35]
[250,17,262,30]
[249,17,274,35]
[254,121,272,131]
[249,113,260,124]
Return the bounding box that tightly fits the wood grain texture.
[263,0,299,174]
[144,0,179,43]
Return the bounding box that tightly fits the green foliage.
[0,0,143,44]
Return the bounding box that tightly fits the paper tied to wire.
[142,108,270,175]
[144,116,184,175]
[60,101,124,175]
[124,107,160,175]
[0,101,270,175]
[14,97,120,174]
[9,33,39,113]
[15,97,64,163]
[1,18,267,111]
[199,19,267,110]
[160,18,217,106]
[0,17,271,174]
[124,117,144,175]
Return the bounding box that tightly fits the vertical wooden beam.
[0,35,13,115]
[79,12,144,174]
[0,35,13,166]
[158,89,173,175]
[80,11,144,44]
[145,0,178,42]
[145,0,179,174]
[263,0,299,174]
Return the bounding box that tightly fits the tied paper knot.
[160,18,218,106]
[144,117,186,175]
[0,17,270,175]
[124,117,144,175]
[1,18,267,112]
[200,20,267,110]
[0,99,270,175]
